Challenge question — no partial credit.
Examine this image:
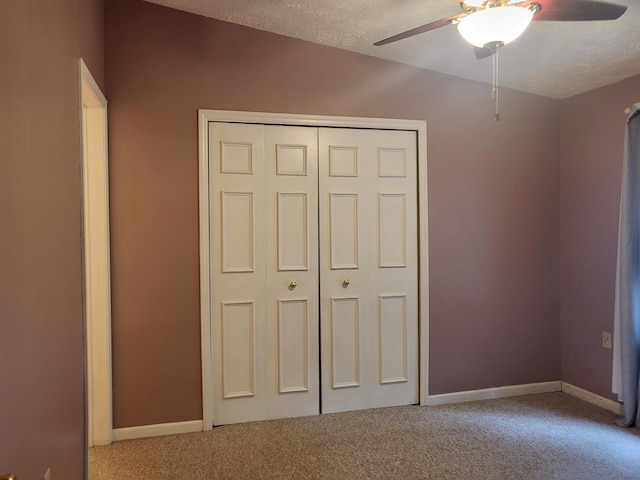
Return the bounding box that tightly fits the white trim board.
[426,381,562,406]
[113,420,204,442]
[198,109,429,429]
[562,382,624,416]
[426,381,624,417]
[80,58,112,448]
[109,384,621,441]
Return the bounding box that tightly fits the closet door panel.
[265,125,320,420]
[319,127,418,414]
[221,301,256,398]
[330,296,361,389]
[277,192,309,271]
[211,123,320,424]
[278,299,309,393]
[210,122,267,425]
[329,193,359,269]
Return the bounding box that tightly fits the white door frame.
[80,59,113,447]
[198,109,429,430]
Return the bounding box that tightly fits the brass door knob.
[289,281,297,290]
[342,279,350,288]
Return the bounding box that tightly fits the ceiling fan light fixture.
[457,6,534,48]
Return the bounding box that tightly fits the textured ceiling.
[142,0,640,99]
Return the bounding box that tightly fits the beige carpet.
[90,393,640,479]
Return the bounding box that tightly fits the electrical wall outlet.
[43,468,51,480]
[602,331,612,350]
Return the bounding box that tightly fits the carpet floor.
[89,392,640,479]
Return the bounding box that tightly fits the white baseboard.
[108,384,621,442]
[426,381,562,406]
[561,382,624,416]
[112,420,203,442]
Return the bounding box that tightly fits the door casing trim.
[198,109,429,429]
[81,58,112,447]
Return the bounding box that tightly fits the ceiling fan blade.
[374,14,467,46]
[525,0,627,21]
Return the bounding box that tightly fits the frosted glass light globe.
[457,6,534,48]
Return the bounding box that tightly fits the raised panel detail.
[378,148,406,177]
[329,146,358,177]
[278,193,308,271]
[222,302,255,398]
[221,192,254,273]
[278,299,309,393]
[379,295,407,384]
[276,144,308,176]
[331,297,360,389]
[221,142,253,174]
[330,194,359,270]
[378,193,406,268]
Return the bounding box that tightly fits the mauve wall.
[560,74,640,400]
[0,0,103,478]
[106,0,561,428]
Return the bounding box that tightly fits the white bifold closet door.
[318,127,418,413]
[210,123,320,425]
[209,122,418,425]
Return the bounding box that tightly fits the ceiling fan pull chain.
[492,48,500,122]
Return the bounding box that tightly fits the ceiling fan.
[374,0,627,120]
[374,0,628,59]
